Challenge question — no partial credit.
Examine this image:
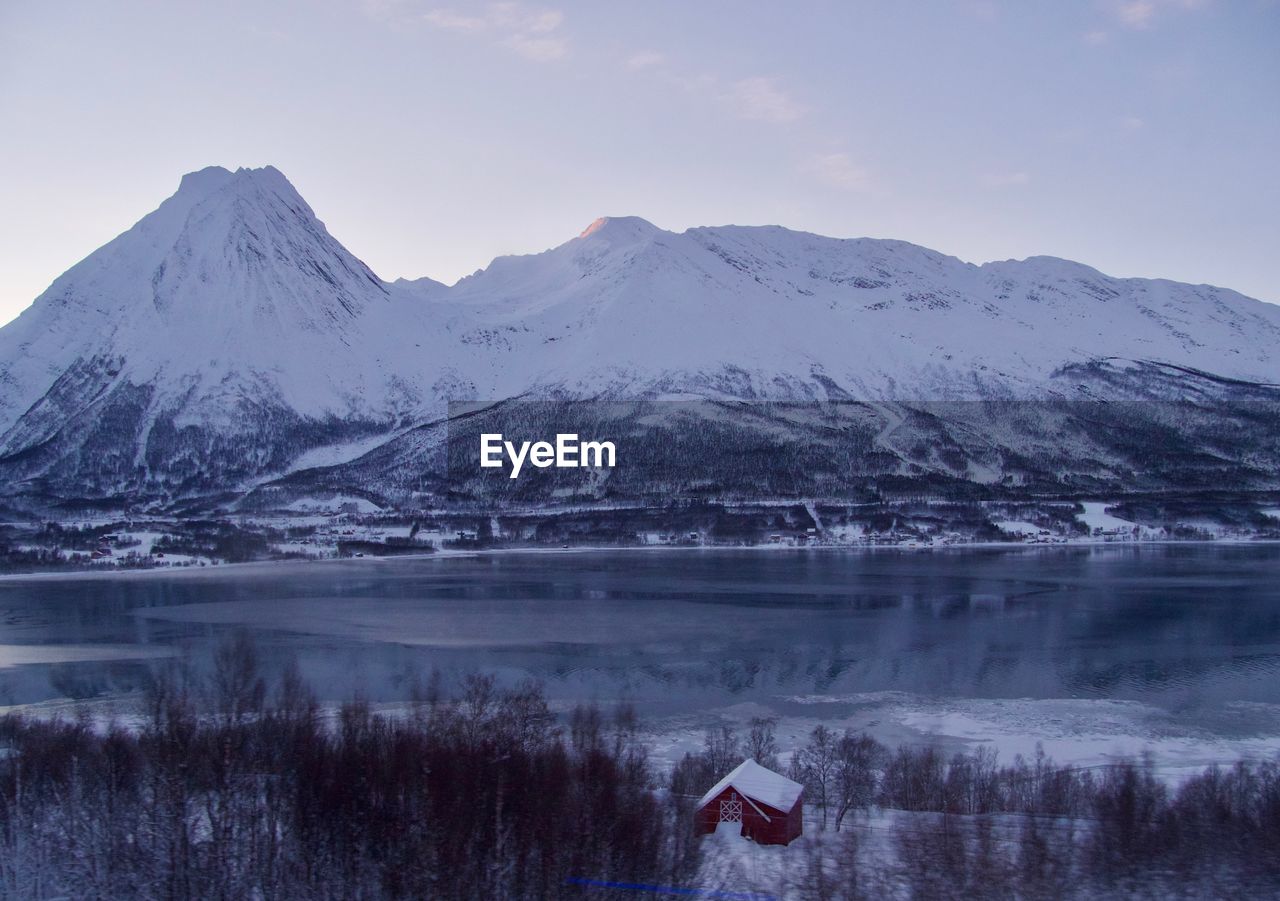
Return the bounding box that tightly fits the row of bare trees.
[0,634,700,900]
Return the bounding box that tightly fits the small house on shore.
[694,759,804,845]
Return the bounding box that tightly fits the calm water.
[2,546,1279,735]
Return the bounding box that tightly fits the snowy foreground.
[684,737,1280,898]
[3,680,1278,899]
[638,676,1280,897]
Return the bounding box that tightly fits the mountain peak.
[173,164,305,208]
[578,215,659,241]
[176,165,235,197]
[229,164,298,194]
[16,162,383,361]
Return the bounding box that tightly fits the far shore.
[1,535,1277,582]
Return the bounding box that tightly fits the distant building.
[694,759,804,846]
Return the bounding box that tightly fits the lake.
[3,545,1279,774]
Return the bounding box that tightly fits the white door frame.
[719,792,743,824]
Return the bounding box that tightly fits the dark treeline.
[0,634,699,900]
[674,721,1280,899]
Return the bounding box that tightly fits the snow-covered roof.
[697,759,803,812]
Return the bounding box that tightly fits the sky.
[1,0,1278,325]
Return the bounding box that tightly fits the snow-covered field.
[993,520,1045,537]
[641,692,1280,787]
[283,494,385,515]
[1075,502,1138,533]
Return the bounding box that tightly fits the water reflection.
[0,546,1277,728]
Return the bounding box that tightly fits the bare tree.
[833,731,882,831]
[210,629,265,727]
[703,724,741,779]
[570,703,604,755]
[459,671,497,746]
[744,716,780,770]
[791,725,839,829]
[496,678,557,751]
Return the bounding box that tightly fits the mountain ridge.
[1,165,1277,511]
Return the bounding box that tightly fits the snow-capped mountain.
[429,215,1280,401]
[0,167,468,502]
[1,165,1277,510]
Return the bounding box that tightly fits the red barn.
[695,759,804,846]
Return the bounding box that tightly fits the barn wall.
[695,786,738,835]
[695,786,803,846]
[784,796,803,843]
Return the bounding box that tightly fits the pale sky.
[2,0,1278,326]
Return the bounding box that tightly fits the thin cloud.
[1116,0,1158,27]
[359,0,405,20]
[1103,0,1210,30]
[807,153,871,192]
[981,171,1031,188]
[626,50,665,70]
[421,8,488,30]
[731,77,803,124]
[421,2,568,61]
[502,33,567,62]
[489,3,563,34]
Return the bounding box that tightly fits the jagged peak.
[171,164,310,215]
[176,165,235,197]
[228,164,301,196]
[21,163,384,329]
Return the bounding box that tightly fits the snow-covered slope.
[0,167,470,500]
[1,165,1278,508]
[435,217,1280,400]
[0,166,451,434]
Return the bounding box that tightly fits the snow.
[0,165,448,463]
[759,691,1280,785]
[1076,502,1137,533]
[697,759,804,813]
[284,495,383,514]
[271,541,325,557]
[285,435,401,473]
[891,696,1280,780]
[5,166,1280,436]
[637,691,1280,807]
[115,530,167,555]
[993,520,1044,536]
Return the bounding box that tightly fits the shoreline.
[1,535,1278,582]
